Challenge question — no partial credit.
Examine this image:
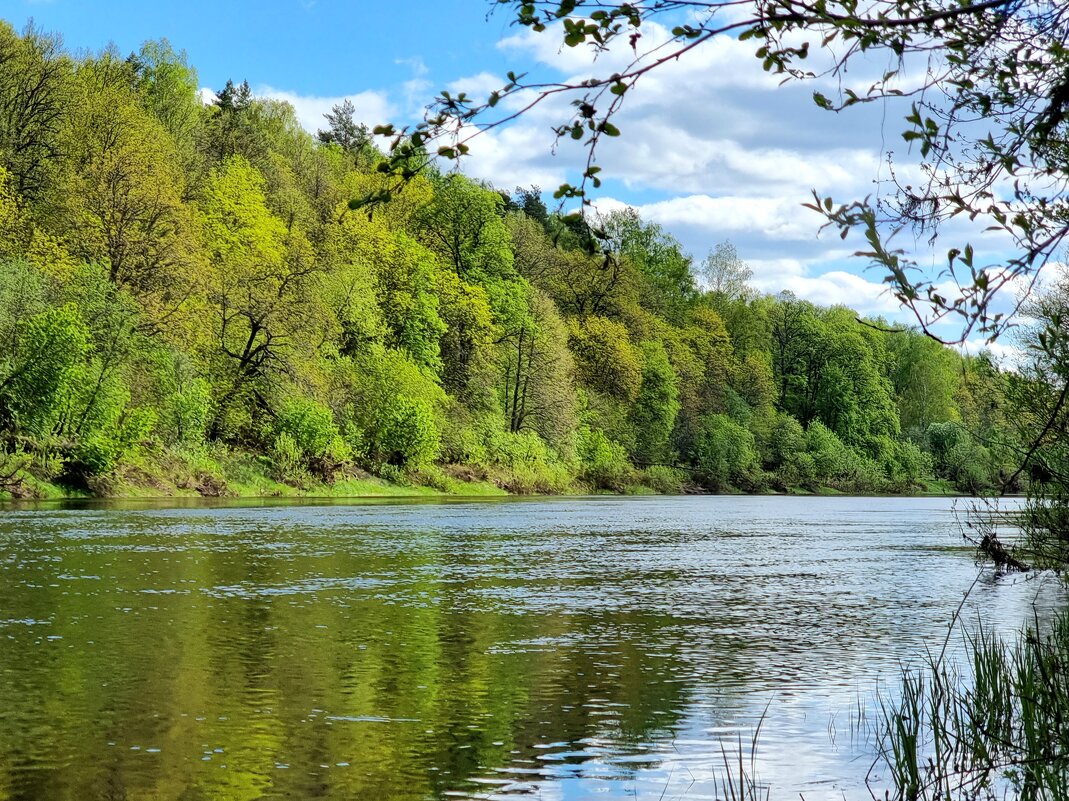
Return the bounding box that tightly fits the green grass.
[876,608,1069,801]
[1,444,517,502]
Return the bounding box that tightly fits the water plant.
[876,605,1069,801]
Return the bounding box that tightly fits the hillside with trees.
[0,22,1020,499]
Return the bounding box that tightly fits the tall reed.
[876,609,1069,801]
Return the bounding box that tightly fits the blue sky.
[9,1,515,98]
[5,1,1025,349]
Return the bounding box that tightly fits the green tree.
[629,341,680,464]
[134,39,201,161]
[0,22,71,203]
[416,173,513,280]
[316,99,373,162]
[602,208,696,322]
[198,156,319,435]
[0,303,88,438]
[693,413,759,490]
[63,54,199,313]
[500,288,577,451]
[887,330,962,439]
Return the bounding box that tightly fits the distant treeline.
[0,22,1020,497]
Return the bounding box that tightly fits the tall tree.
[316,99,371,157]
[701,241,754,302]
[602,208,696,322]
[0,22,71,203]
[198,156,318,433]
[63,54,199,317]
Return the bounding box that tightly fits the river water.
[0,495,1063,801]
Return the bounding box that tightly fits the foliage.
[577,426,631,489]
[0,23,1007,497]
[629,341,680,465]
[376,397,442,469]
[0,303,89,437]
[694,414,759,491]
[879,610,1069,801]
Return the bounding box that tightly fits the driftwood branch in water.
[979,532,1031,572]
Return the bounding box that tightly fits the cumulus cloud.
[254,85,395,134]
[594,194,821,241]
[444,19,909,273]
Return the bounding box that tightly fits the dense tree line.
[0,23,1020,498]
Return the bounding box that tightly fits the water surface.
[0,495,1062,800]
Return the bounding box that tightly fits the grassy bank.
[2,443,701,501]
[0,441,971,503]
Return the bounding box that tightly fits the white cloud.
[253,85,395,133]
[446,71,507,101]
[594,194,821,241]
[458,124,570,192]
[771,270,905,315]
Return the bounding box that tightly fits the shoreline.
[0,445,981,506]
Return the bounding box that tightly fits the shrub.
[270,397,350,481]
[275,398,341,459]
[693,413,758,490]
[72,406,156,476]
[883,438,931,492]
[161,376,212,446]
[271,430,304,479]
[805,421,849,481]
[577,426,631,489]
[484,429,572,493]
[376,397,441,468]
[1,304,89,437]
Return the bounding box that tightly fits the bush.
[72,406,156,477]
[271,430,304,480]
[275,398,342,459]
[1,304,89,437]
[883,438,931,492]
[484,429,572,493]
[270,397,351,481]
[805,421,849,481]
[338,346,447,470]
[767,413,806,469]
[439,408,492,466]
[927,421,992,492]
[641,464,685,493]
[693,413,758,490]
[376,397,441,468]
[577,426,631,489]
[161,376,212,446]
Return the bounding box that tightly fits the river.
[0,495,1063,800]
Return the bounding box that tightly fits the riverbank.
[0,441,966,502]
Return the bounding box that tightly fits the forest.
[0,21,1035,500]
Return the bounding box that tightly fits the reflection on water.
[0,495,1062,800]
